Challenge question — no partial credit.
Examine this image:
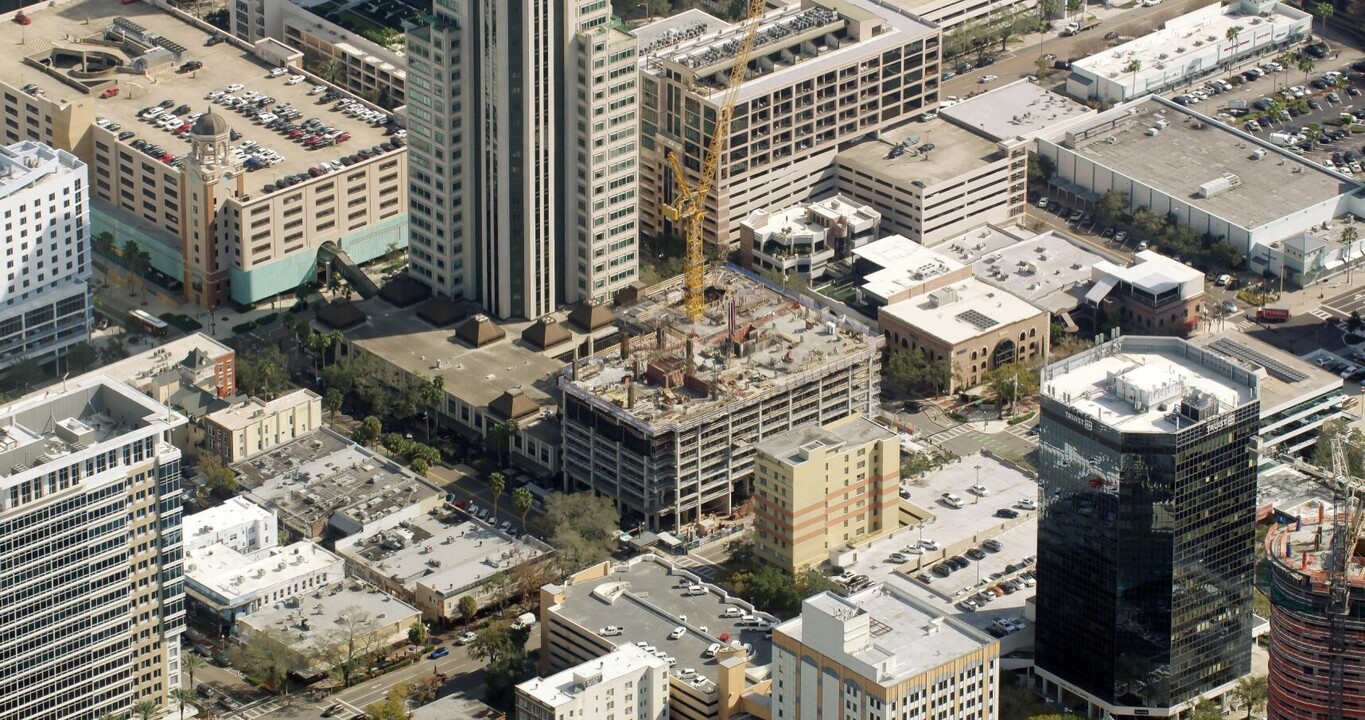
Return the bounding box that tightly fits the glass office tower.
[1035,335,1260,715]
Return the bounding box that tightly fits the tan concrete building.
[0,0,407,309]
[637,0,941,250]
[739,194,882,281]
[772,584,1000,720]
[203,388,323,462]
[753,416,899,574]
[880,278,1049,391]
[1086,250,1206,336]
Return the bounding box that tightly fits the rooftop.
[236,428,440,536]
[410,695,505,720]
[971,229,1111,314]
[561,266,882,433]
[940,80,1094,142]
[778,583,995,685]
[879,277,1046,345]
[185,540,342,604]
[518,645,667,708]
[1094,250,1204,294]
[206,389,320,431]
[1265,499,1365,589]
[641,0,936,103]
[634,9,729,55]
[336,512,551,600]
[1073,2,1309,90]
[0,377,185,482]
[837,118,1002,187]
[1,0,398,190]
[1187,329,1340,416]
[550,556,778,689]
[756,416,895,468]
[1041,335,1260,434]
[854,235,967,303]
[237,579,420,656]
[1060,97,1358,229]
[68,332,232,390]
[183,496,276,552]
[0,141,84,198]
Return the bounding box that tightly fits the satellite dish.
[907,134,921,145]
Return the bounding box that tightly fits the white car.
[941,492,965,509]
[889,552,912,564]
[268,68,287,78]
[704,643,721,658]
[1017,498,1038,510]
[919,538,940,551]
[969,483,990,497]
[721,607,743,618]
[598,626,624,637]
[456,631,476,645]
[225,83,244,92]
[95,117,112,128]
[206,90,225,100]
[308,84,326,95]
[285,75,306,85]
[977,74,997,83]
[669,627,687,640]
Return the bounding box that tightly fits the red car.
[100,87,119,99]
[174,123,192,135]
[13,11,30,24]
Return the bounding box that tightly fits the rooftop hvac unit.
[927,287,960,307]
[1197,173,1242,198]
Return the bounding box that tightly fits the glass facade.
[1036,395,1259,710]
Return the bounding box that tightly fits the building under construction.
[1266,500,1365,720]
[559,265,883,530]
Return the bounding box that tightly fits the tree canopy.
[543,492,621,572]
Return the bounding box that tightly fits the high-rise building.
[1034,335,1261,715]
[0,140,91,373]
[517,644,670,720]
[0,377,188,720]
[561,3,641,305]
[752,416,899,574]
[406,0,559,319]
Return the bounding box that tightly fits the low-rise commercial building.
[772,584,1001,720]
[1086,250,1205,336]
[337,511,552,621]
[880,278,1050,391]
[184,496,279,553]
[235,428,441,540]
[539,555,778,720]
[970,228,1111,315]
[740,195,881,281]
[203,388,324,462]
[1066,1,1311,103]
[71,332,236,401]
[517,645,670,720]
[185,538,346,622]
[940,80,1095,144]
[236,580,420,669]
[835,117,1028,246]
[0,141,91,374]
[852,235,973,308]
[753,416,900,574]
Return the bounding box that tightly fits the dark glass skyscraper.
[1035,335,1260,715]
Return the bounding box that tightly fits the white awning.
[1085,277,1117,305]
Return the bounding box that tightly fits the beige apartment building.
[637,0,941,250]
[753,416,900,574]
[203,388,324,462]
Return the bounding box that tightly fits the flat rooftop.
[1187,328,1341,416]
[519,645,667,708]
[0,141,83,197]
[635,9,729,55]
[880,277,1046,345]
[1064,98,1357,229]
[779,583,994,685]
[236,428,439,535]
[337,512,550,599]
[1094,250,1203,293]
[1041,336,1259,434]
[1257,463,1331,514]
[0,377,184,481]
[2,0,396,189]
[855,234,966,302]
[68,332,232,389]
[184,496,275,551]
[837,118,1001,187]
[756,416,895,468]
[238,579,420,656]
[551,556,777,688]
[642,0,936,103]
[972,230,1110,314]
[563,266,882,433]
[185,540,342,603]
[206,389,318,431]
[941,80,1093,142]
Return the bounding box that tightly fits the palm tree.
[324,387,343,421]
[1313,1,1333,35]
[171,688,193,720]
[512,487,534,532]
[131,698,159,720]
[421,375,445,441]
[1225,26,1240,48]
[181,651,205,690]
[488,472,506,519]
[1298,52,1316,83]
[1125,59,1142,97]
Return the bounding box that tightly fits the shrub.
[256,312,279,326]
[232,321,256,335]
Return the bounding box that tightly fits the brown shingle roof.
[520,317,572,350]
[488,387,540,421]
[567,302,614,332]
[455,314,506,348]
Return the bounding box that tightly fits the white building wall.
[184,497,279,553]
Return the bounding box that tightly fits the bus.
[127,308,169,336]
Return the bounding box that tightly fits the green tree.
[985,362,1040,416]
[131,699,160,720]
[122,239,151,304]
[228,630,305,694]
[306,330,343,379]
[181,651,205,689]
[420,375,445,441]
[1066,0,1081,13]
[543,492,621,574]
[1297,51,1316,83]
[354,416,383,448]
[1342,225,1359,249]
[324,387,344,421]
[171,687,193,720]
[365,682,412,720]
[884,348,952,396]
[410,456,430,476]
[1226,25,1241,46]
[7,356,43,391]
[1230,675,1268,720]
[512,486,534,530]
[236,344,287,399]
[1039,0,1059,17]
[458,595,479,627]
[1189,699,1223,720]
[1095,189,1129,226]
[1027,151,1056,184]
[382,432,411,456]
[1312,1,1333,34]
[197,454,239,498]
[1125,59,1143,95]
[488,472,506,519]
[65,341,99,373]
[407,621,428,646]
[93,231,115,258]
[467,622,536,706]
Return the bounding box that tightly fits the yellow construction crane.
[663,0,767,322]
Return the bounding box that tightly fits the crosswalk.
[672,554,719,580]
[924,424,977,445]
[221,698,286,720]
[1001,423,1039,445]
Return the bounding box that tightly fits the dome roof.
[190,110,230,137]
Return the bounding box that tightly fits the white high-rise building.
[0,377,188,720]
[516,644,669,720]
[406,0,559,320]
[0,141,91,373]
[562,3,640,305]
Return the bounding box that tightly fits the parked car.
[995,508,1020,519]
[428,647,450,659]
